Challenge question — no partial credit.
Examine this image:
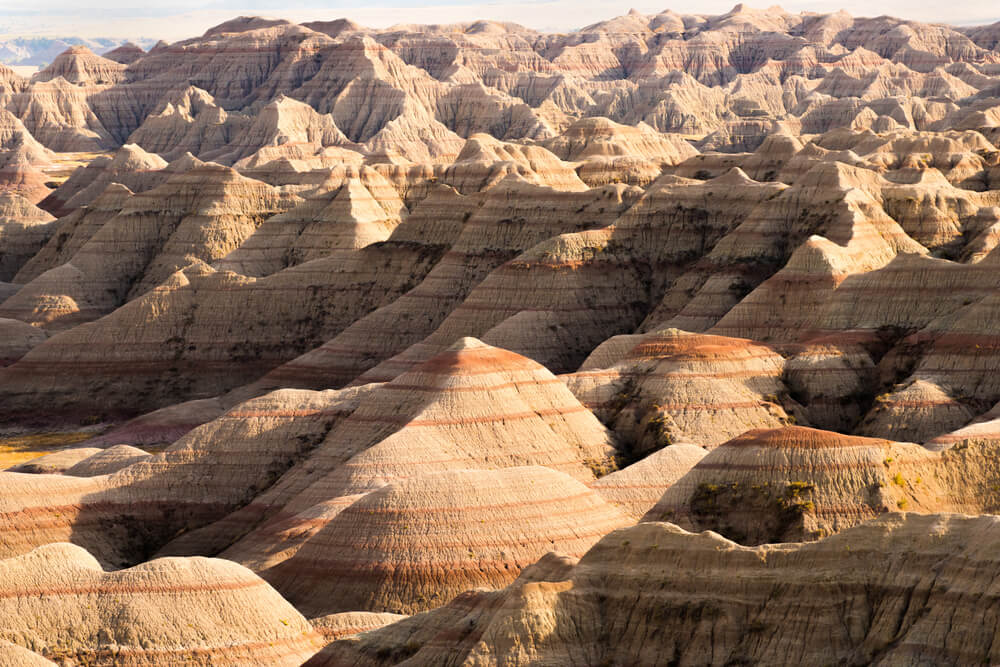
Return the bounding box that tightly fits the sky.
[0,0,997,41]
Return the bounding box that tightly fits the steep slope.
[0,162,300,329]
[216,169,404,276]
[321,513,1000,666]
[236,177,639,394]
[38,142,168,216]
[0,192,57,281]
[212,338,619,570]
[590,443,707,518]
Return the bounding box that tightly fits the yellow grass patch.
[0,431,95,467]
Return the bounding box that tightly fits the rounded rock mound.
[0,542,322,665]
[266,465,632,616]
[644,426,942,544]
[591,443,707,518]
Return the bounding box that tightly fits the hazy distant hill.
[0,36,158,68]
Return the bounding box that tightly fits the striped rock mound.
[0,162,301,330]
[33,46,126,86]
[564,328,790,452]
[102,42,145,65]
[643,426,946,544]
[216,95,351,165]
[543,117,697,165]
[322,514,1000,666]
[0,193,57,282]
[12,183,135,283]
[738,133,805,182]
[782,339,878,433]
[6,447,104,474]
[898,289,1000,415]
[0,109,53,204]
[0,316,46,366]
[233,145,367,187]
[439,134,587,194]
[38,143,169,217]
[215,338,618,569]
[575,154,665,188]
[271,177,639,390]
[0,109,49,165]
[856,379,975,443]
[0,149,50,206]
[64,445,152,477]
[262,466,631,616]
[0,386,368,565]
[216,172,403,277]
[590,444,707,519]
[0,543,322,665]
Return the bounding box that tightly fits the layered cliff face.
[320,513,1000,666]
[2,5,1000,665]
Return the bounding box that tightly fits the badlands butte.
[7,3,1000,665]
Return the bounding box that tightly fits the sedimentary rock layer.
[320,513,1000,666]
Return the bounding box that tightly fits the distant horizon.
[0,1,997,43]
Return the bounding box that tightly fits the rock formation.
[0,161,300,329]
[263,466,630,616]
[0,192,56,280]
[3,5,1000,663]
[0,543,322,664]
[321,513,1000,666]
[565,328,790,452]
[590,443,707,518]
